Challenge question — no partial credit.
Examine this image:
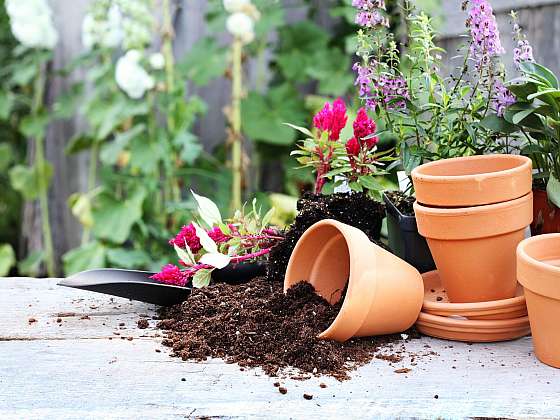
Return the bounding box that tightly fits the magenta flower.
[169,223,202,252]
[466,0,504,68]
[352,0,388,28]
[345,137,360,157]
[207,226,230,244]
[150,264,187,286]
[353,62,374,98]
[513,39,534,68]
[353,108,378,149]
[492,80,515,117]
[312,98,348,141]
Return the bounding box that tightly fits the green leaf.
[129,138,161,174]
[192,268,213,288]
[174,131,202,165]
[242,85,306,145]
[53,83,84,119]
[402,143,422,175]
[106,248,151,269]
[100,124,146,166]
[18,250,44,277]
[65,134,95,155]
[178,37,228,87]
[63,241,107,275]
[547,174,560,209]
[0,244,16,276]
[506,82,537,101]
[68,192,94,228]
[0,144,14,171]
[192,222,218,254]
[174,243,195,266]
[0,91,15,120]
[191,190,222,228]
[283,123,314,138]
[20,112,50,138]
[358,175,384,191]
[479,114,518,134]
[512,108,538,125]
[199,252,230,269]
[91,188,146,244]
[9,163,53,200]
[519,62,559,89]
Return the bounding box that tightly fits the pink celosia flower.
[353,108,378,149]
[150,264,187,286]
[313,98,348,141]
[345,137,360,156]
[207,226,230,243]
[169,223,202,252]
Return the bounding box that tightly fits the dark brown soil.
[267,192,386,281]
[156,277,418,380]
[385,191,415,217]
[137,318,149,329]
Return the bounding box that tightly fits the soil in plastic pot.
[156,277,419,380]
[267,192,386,282]
[385,191,414,216]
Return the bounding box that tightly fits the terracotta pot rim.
[411,154,530,184]
[422,270,526,314]
[416,323,531,342]
[517,233,560,277]
[414,192,532,217]
[414,192,533,240]
[417,312,530,329]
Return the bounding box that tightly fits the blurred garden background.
[0,0,559,277]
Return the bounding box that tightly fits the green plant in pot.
[502,20,560,234]
[350,0,520,271]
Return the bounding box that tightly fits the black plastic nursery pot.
[383,192,435,273]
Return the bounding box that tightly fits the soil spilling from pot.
[385,191,415,216]
[267,192,386,281]
[157,277,418,380]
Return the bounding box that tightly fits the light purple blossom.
[378,75,409,110]
[353,62,374,97]
[466,0,504,68]
[355,9,389,28]
[352,0,386,10]
[492,80,515,117]
[512,20,534,68]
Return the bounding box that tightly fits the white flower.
[149,52,165,70]
[81,5,123,50]
[223,0,250,13]
[115,50,155,99]
[6,0,58,49]
[226,12,254,44]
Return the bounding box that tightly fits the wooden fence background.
[27,0,560,272]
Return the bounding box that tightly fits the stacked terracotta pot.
[411,155,534,342]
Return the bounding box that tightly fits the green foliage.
[0,244,16,276]
[504,61,560,206]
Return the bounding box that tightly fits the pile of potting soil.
[267,192,386,281]
[385,191,415,216]
[157,277,417,380]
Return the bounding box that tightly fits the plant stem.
[33,66,55,277]
[162,0,181,205]
[81,140,99,244]
[231,37,243,211]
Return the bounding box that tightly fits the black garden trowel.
[58,263,266,306]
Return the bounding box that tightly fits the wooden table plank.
[1,278,559,419]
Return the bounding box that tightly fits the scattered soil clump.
[385,191,415,217]
[157,277,417,380]
[267,192,386,281]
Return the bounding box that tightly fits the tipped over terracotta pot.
[284,219,424,342]
[414,192,533,303]
[411,154,532,207]
[517,234,560,368]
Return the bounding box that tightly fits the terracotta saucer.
[416,312,531,342]
[422,270,527,320]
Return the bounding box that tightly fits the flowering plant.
[151,191,283,288]
[352,0,520,174]
[289,98,391,196]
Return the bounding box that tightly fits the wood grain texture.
[1,278,559,419]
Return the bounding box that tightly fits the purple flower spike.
[466,0,504,69]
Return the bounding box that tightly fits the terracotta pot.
[411,154,532,207]
[414,192,533,303]
[517,234,560,368]
[416,312,531,343]
[284,219,423,342]
[422,270,527,320]
[531,188,560,235]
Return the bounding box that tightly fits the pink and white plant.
[151,191,283,288]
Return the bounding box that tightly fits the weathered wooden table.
[1,277,558,419]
